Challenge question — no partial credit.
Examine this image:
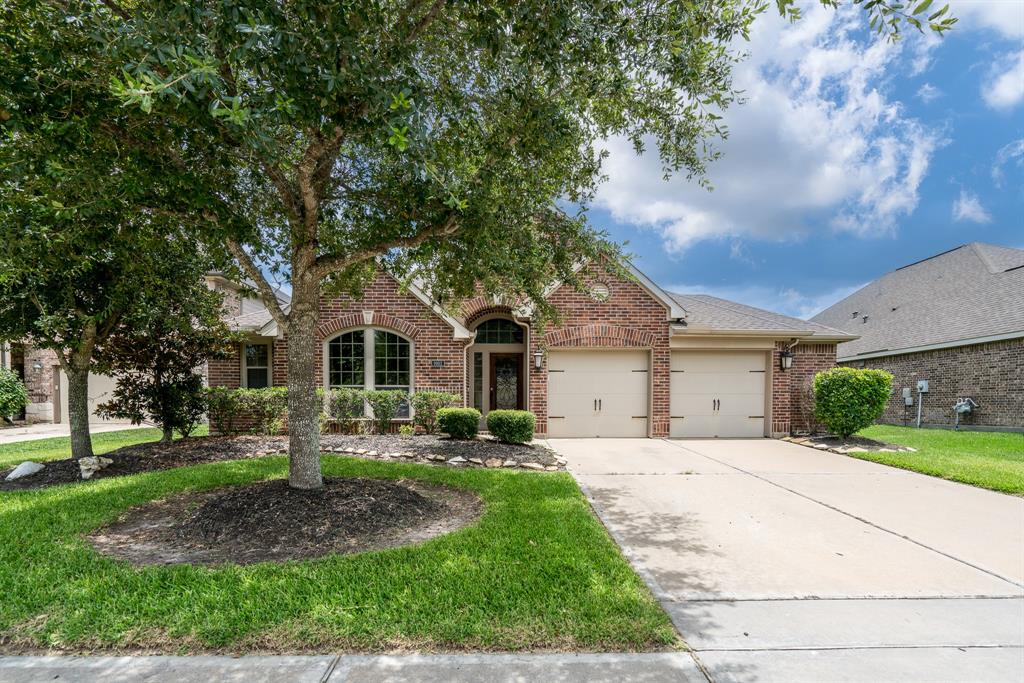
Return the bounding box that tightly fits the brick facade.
[842,337,1024,429]
[773,342,839,435]
[208,265,841,437]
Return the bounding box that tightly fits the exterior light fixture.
[32,360,44,372]
[533,349,544,370]
[779,351,793,371]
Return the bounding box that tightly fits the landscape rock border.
[782,435,916,456]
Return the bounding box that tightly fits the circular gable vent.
[590,283,610,302]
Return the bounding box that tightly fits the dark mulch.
[89,477,483,566]
[0,434,560,491]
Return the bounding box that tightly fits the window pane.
[245,344,268,367]
[373,331,410,387]
[473,352,483,410]
[327,331,364,388]
[246,368,269,389]
[475,319,523,344]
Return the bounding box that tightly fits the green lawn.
[0,456,676,653]
[0,426,208,470]
[855,425,1024,495]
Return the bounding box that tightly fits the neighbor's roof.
[669,293,856,340]
[810,242,1024,361]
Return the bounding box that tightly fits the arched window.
[475,318,523,344]
[327,329,411,417]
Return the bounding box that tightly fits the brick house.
[210,259,853,438]
[811,243,1024,431]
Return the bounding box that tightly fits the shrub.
[814,367,893,438]
[487,409,536,444]
[437,407,481,439]
[411,390,459,434]
[98,371,207,441]
[363,390,406,435]
[0,368,28,422]
[398,424,415,437]
[205,387,244,435]
[238,387,289,436]
[326,388,365,434]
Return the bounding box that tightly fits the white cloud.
[593,3,943,253]
[917,83,942,102]
[951,188,992,223]
[669,282,866,320]
[982,50,1024,110]
[948,0,1024,38]
[992,138,1024,186]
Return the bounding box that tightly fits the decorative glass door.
[490,354,523,410]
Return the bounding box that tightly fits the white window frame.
[242,342,272,388]
[323,328,415,418]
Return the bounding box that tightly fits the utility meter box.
[902,387,914,406]
[916,380,929,393]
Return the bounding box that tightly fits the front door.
[489,354,523,410]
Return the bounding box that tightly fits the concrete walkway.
[550,438,1024,683]
[0,653,705,682]
[0,421,141,445]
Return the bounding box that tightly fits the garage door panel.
[547,350,649,438]
[670,351,766,438]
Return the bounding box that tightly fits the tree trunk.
[161,426,174,444]
[66,365,94,459]
[286,267,324,489]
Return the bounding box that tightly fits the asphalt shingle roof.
[669,293,854,338]
[810,242,1024,360]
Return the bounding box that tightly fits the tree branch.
[313,213,461,279]
[225,238,289,331]
[100,0,131,20]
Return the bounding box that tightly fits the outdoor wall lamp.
[533,349,544,371]
[32,360,44,372]
[779,351,794,371]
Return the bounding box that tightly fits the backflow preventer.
[953,397,979,430]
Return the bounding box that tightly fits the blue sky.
[588,0,1023,319]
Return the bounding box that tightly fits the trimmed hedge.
[238,387,289,436]
[813,367,893,438]
[0,367,28,421]
[487,409,536,444]
[437,407,481,439]
[411,391,459,434]
[363,390,406,435]
[326,388,365,434]
[204,387,244,435]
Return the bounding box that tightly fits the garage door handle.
[594,399,597,411]
[598,399,602,411]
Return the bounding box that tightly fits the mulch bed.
[88,477,483,566]
[0,434,564,491]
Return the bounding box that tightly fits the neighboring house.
[211,259,854,438]
[811,242,1024,431]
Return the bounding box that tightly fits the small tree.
[0,368,28,423]
[813,367,893,438]
[95,269,236,443]
[411,391,459,435]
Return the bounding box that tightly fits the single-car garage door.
[671,351,766,438]
[547,350,649,437]
[57,370,121,424]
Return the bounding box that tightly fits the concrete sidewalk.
[0,421,142,445]
[0,653,706,682]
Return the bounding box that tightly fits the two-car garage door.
[670,351,766,438]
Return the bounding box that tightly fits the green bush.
[204,387,244,435]
[238,387,289,435]
[398,424,415,437]
[437,407,481,439]
[0,367,28,421]
[813,367,893,438]
[411,391,459,434]
[487,409,536,444]
[327,387,365,434]
[363,390,406,435]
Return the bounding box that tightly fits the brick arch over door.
[317,312,422,340]
[545,324,657,348]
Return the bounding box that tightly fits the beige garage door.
[57,371,121,424]
[547,350,649,437]
[671,351,766,438]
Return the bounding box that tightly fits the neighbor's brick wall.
[842,337,1023,429]
[530,260,672,437]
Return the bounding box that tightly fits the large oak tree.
[8,0,952,485]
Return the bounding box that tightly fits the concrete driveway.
[550,438,1024,683]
